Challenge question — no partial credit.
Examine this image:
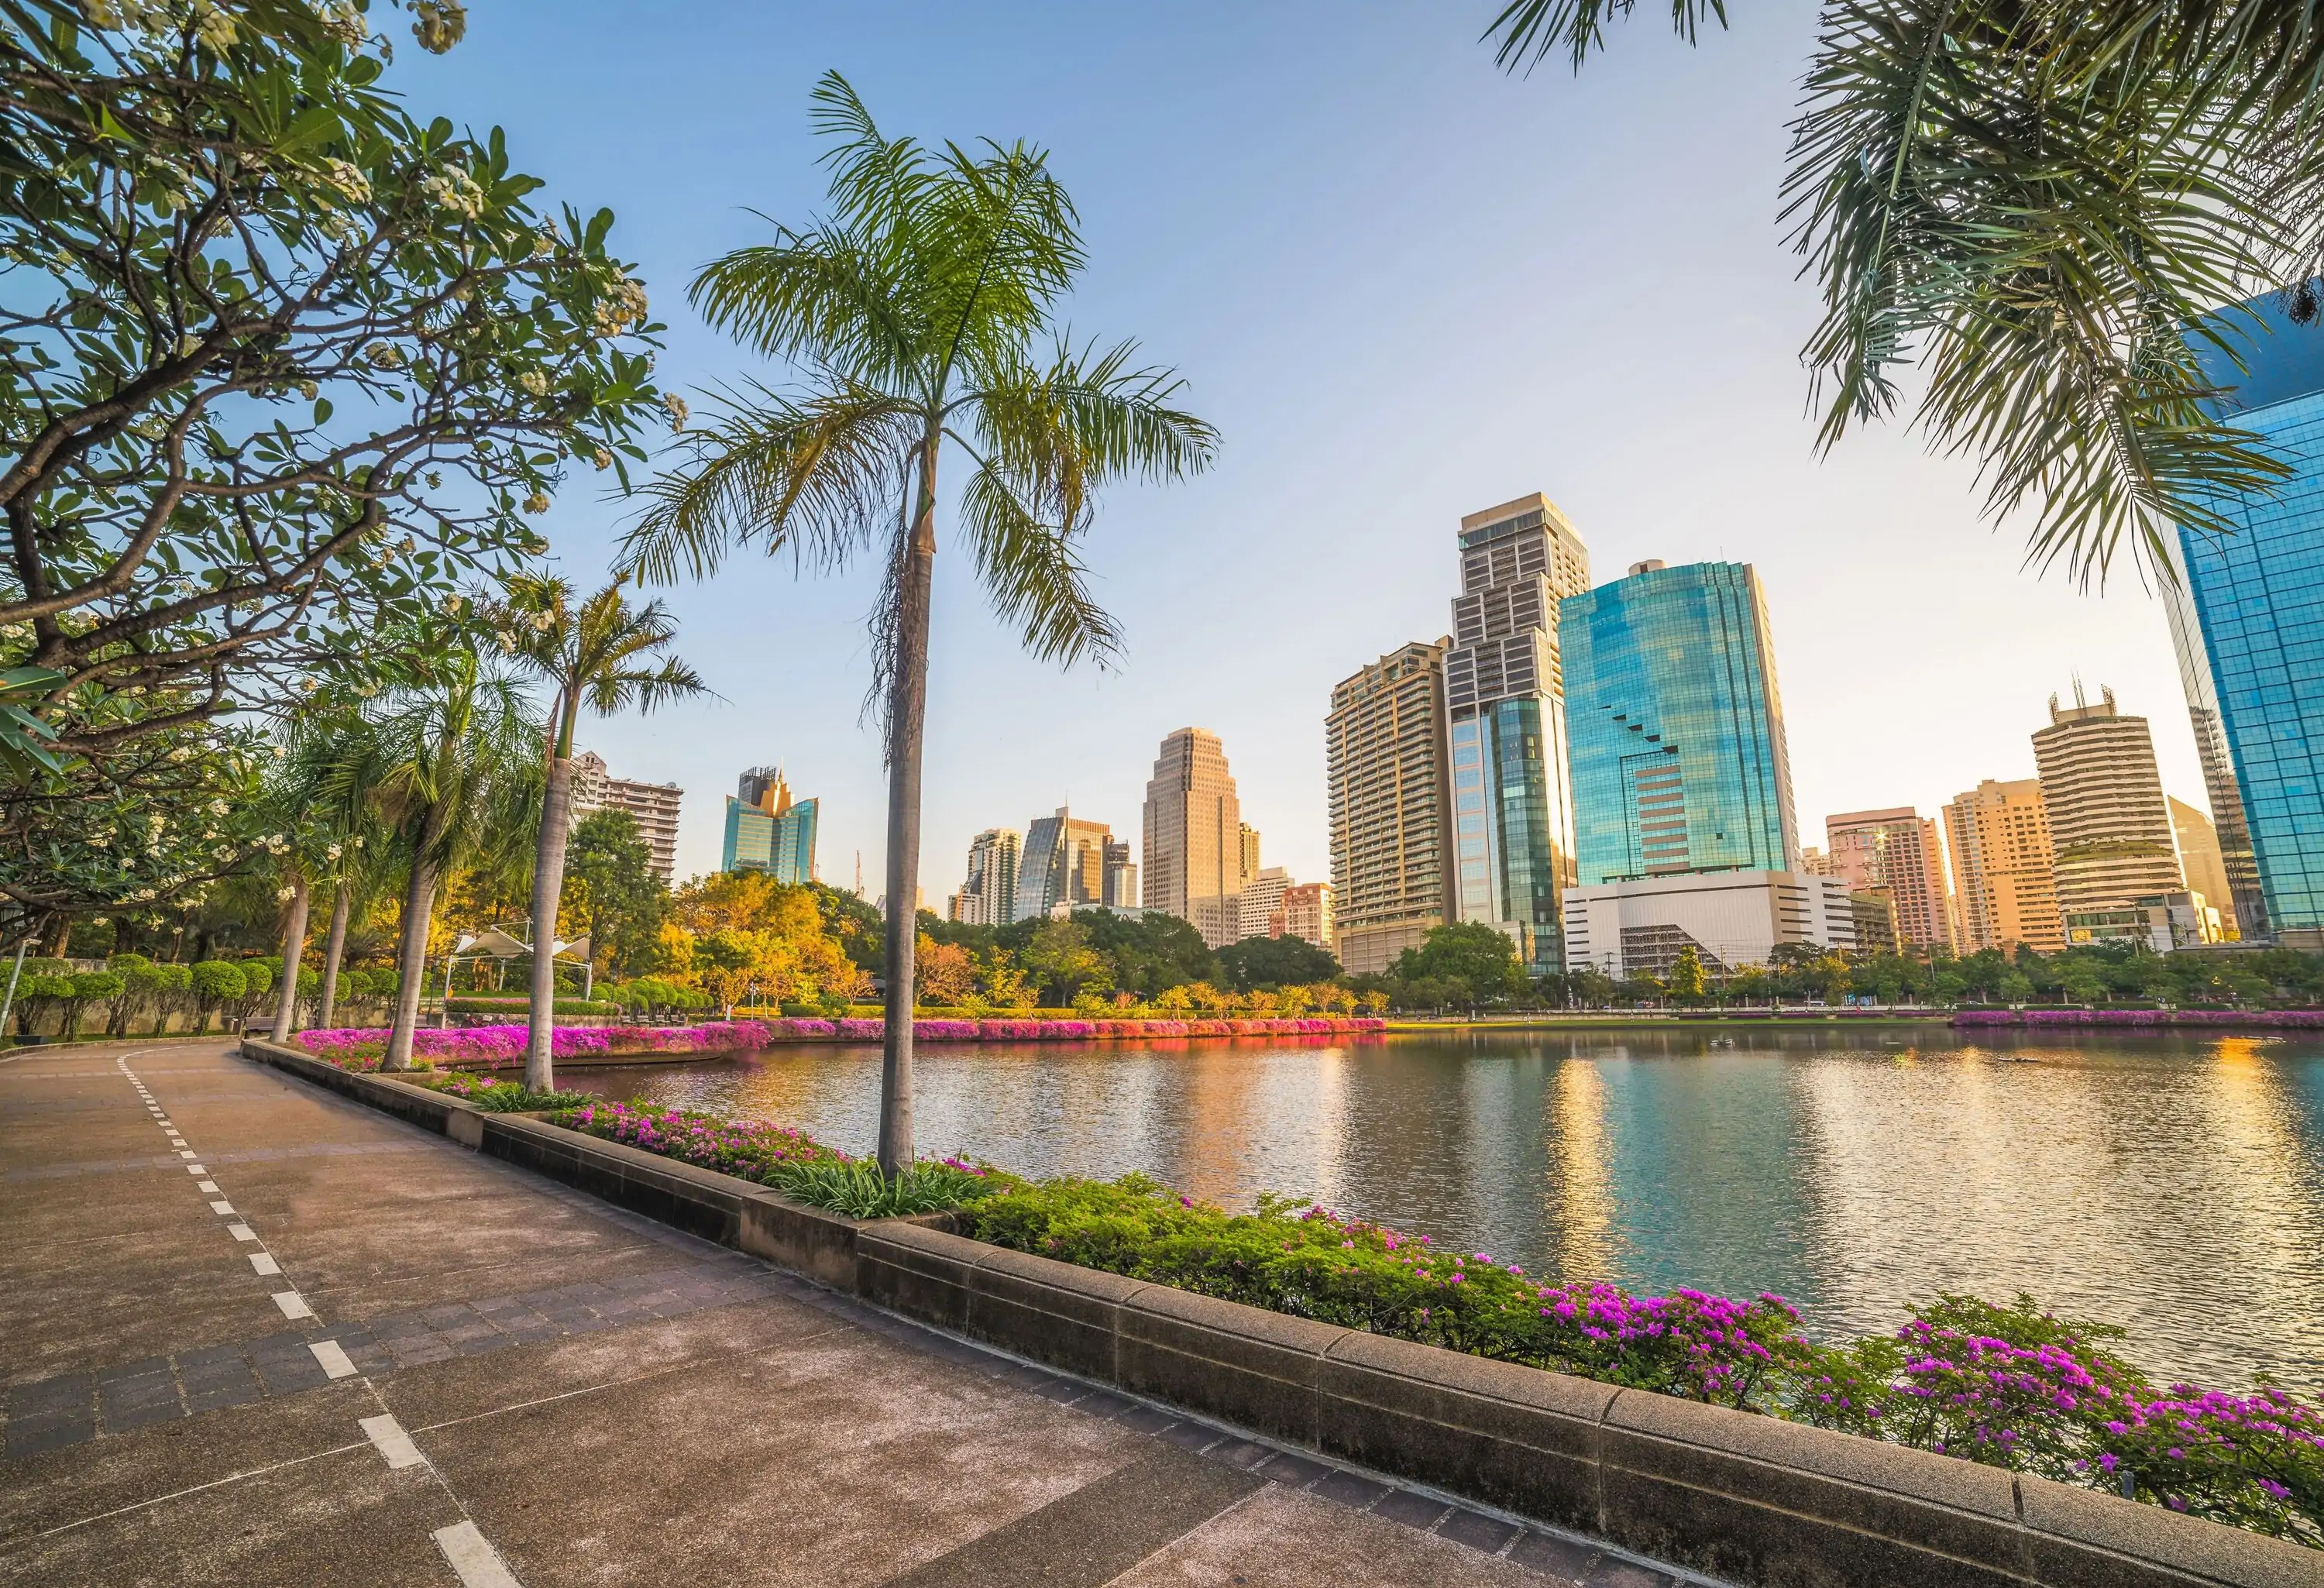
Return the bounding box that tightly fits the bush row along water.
[534,1101,2322,1549]
[295,1016,1386,1064]
[1954,1008,2324,1027]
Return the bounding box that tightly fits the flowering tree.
[0,0,662,944]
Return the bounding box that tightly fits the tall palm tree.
[1485,0,2324,585]
[626,74,1217,1172]
[498,572,706,1091]
[335,645,541,1071]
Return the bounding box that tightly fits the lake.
[560,1026,2324,1390]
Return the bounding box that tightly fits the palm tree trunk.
[384,858,438,1071]
[877,454,939,1177]
[525,754,574,1093]
[270,871,311,1040]
[317,878,350,1029]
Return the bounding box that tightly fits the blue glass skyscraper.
[1443,494,1593,971]
[2178,288,2324,947]
[1559,561,1797,886]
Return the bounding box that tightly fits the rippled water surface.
[562,1027,2324,1389]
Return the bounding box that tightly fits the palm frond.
[1486,0,1730,72]
[622,385,918,585]
[1783,0,2303,584]
[954,462,1122,671]
[690,230,929,393]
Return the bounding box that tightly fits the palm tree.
[497,573,706,1091]
[1485,0,2324,585]
[626,74,1216,1172]
[335,644,541,1071]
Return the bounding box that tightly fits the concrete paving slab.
[0,1443,459,1588]
[1106,1481,1554,1587]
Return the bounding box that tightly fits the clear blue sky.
[397,2,2202,892]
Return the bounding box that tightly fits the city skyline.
[426,5,2221,897]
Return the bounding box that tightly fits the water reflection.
[566,1027,2324,1389]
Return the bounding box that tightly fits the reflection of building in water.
[1545,1057,1621,1280]
[1792,1042,2324,1383]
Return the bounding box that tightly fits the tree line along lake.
[561,1026,2324,1390]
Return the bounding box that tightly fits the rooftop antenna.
[854,850,862,896]
[2072,672,2087,709]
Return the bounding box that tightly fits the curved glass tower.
[1559,561,1797,887]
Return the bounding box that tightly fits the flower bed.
[296,1015,1385,1067]
[959,1177,2324,1548]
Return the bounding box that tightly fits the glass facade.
[2180,292,2324,943]
[721,793,817,883]
[1559,562,1797,885]
[1442,494,1591,971]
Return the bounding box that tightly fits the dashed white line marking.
[358,1413,424,1469]
[432,1521,522,1588]
[308,1340,357,1380]
[272,1291,314,1320]
[227,1223,256,1242]
[177,1150,197,1160]
[185,1164,205,1174]
[197,1181,219,1193]
[249,1253,281,1276]
[208,1199,235,1215]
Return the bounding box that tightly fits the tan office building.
[2169,796,2238,939]
[1825,807,1955,952]
[570,751,683,885]
[1326,640,1454,976]
[2030,686,2184,917]
[1143,727,1247,949]
[1943,779,2065,953]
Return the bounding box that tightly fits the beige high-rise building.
[1143,727,1246,948]
[1942,779,2065,953]
[1326,640,1454,976]
[1825,808,1955,952]
[1237,867,1291,942]
[570,750,683,885]
[2030,685,2184,917]
[2169,796,2238,939]
[1280,882,1334,951]
[1239,824,1261,892]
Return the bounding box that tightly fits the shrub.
[422,1072,593,1112]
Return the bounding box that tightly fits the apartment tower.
[1443,493,1593,970]
[1825,808,1955,952]
[1143,728,1246,947]
[1326,640,1455,976]
[2170,797,2237,938]
[1280,882,1335,951]
[950,828,1020,926]
[1941,778,2064,953]
[569,751,684,885]
[2030,686,2185,917]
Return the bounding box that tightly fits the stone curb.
[239,1036,2317,1588]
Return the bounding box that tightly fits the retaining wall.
[239,1036,2315,1588]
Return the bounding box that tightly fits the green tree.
[1391,923,1528,1001]
[1667,944,1709,1005]
[562,810,668,979]
[332,641,541,1069]
[1019,919,1112,1006]
[626,76,1217,1171]
[1058,909,1218,997]
[1486,0,2324,583]
[496,574,706,1091]
[190,960,246,1033]
[1217,934,1342,992]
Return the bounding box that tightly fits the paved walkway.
[0,1039,1706,1588]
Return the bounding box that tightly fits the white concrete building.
[1562,869,1854,978]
